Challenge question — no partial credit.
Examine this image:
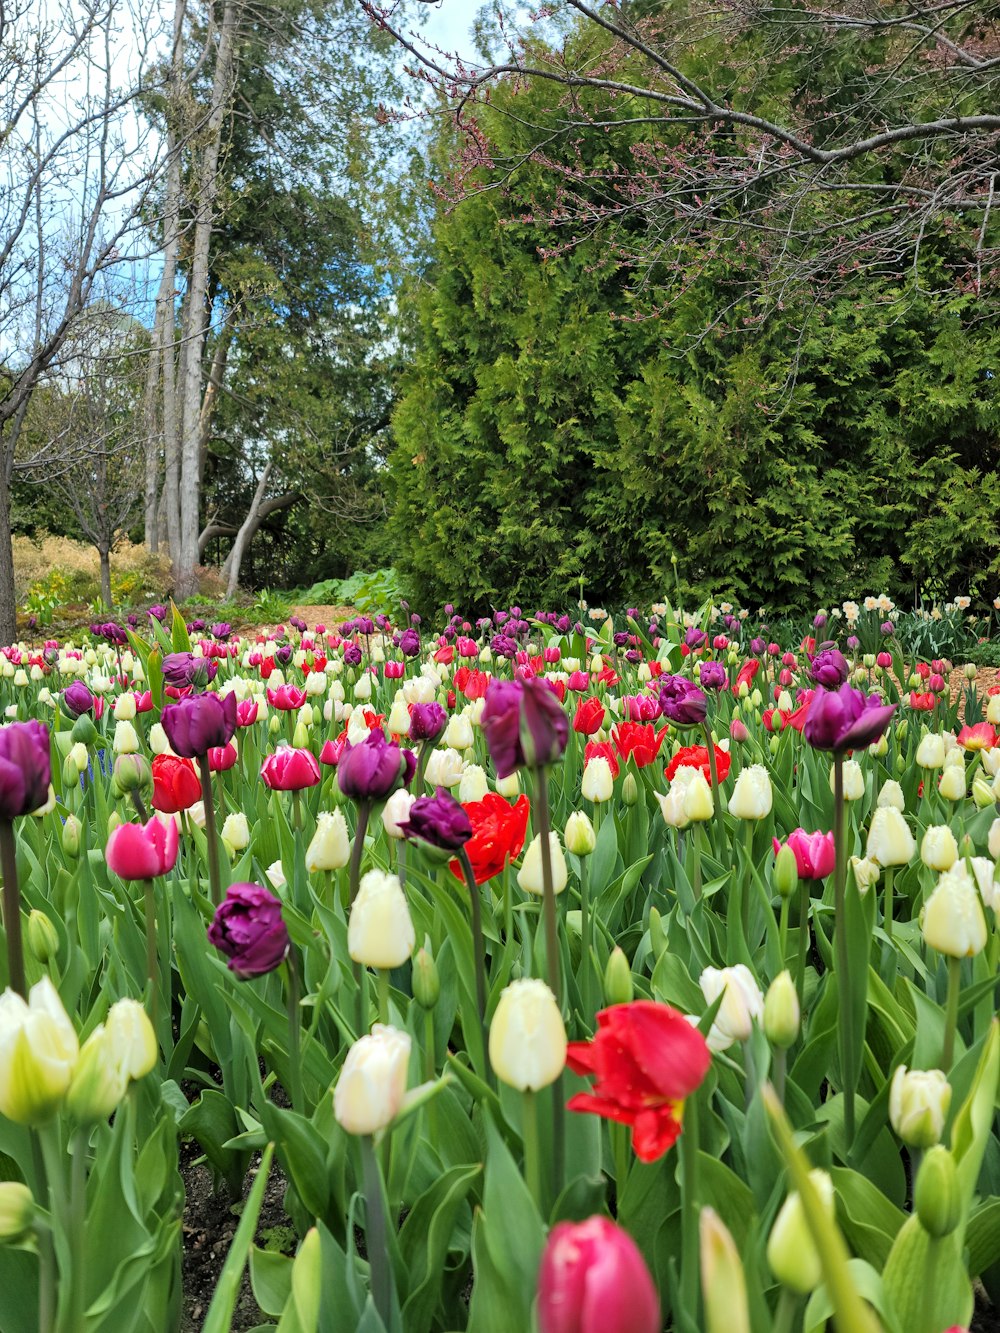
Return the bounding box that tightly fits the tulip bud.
[963,662,978,681]
[459,764,489,804]
[604,946,634,1006]
[988,694,1000,726]
[62,753,79,787]
[849,856,880,893]
[648,905,668,961]
[866,807,915,867]
[107,810,122,835]
[518,832,568,896]
[306,810,350,872]
[973,778,995,809]
[0,979,79,1124]
[69,741,88,773]
[105,999,156,1080]
[27,910,58,964]
[113,692,136,721]
[61,813,82,858]
[831,759,864,801]
[767,1170,835,1294]
[868,733,888,757]
[221,811,250,854]
[699,964,764,1049]
[621,772,639,807]
[763,970,800,1048]
[565,811,596,857]
[922,864,987,957]
[0,1182,34,1243]
[889,1065,951,1149]
[348,870,415,969]
[582,757,614,804]
[916,733,946,769]
[489,978,566,1091]
[877,779,905,811]
[895,751,907,776]
[914,1145,961,1238]
[70,712,97,746]
[921,825,959,871]
[333,1025,411,1135]
[496,771,520,798]
[774,843,798,899]
[112,753,153,798]
[412,940,440,1009]
[938,765,966,802]
[700,1208,750,1333]
[682,771,714,822]
[66,1025,129,1123]
[149,722,170,755]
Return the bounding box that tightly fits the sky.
[407,2,480,62]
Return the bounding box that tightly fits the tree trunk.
[222,467,301,597]
[176,0,239,599]
[0,454,17,646]
[99,546,112,609]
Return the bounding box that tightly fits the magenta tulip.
[106,817,179,880]
[537,1216,660,1333]
[261,746,321,791]
[773,828,835,880]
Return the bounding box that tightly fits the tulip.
[682,770,714,822]
[582,757,614,803]
[261,746,322,792]
[410,701,447,742]
[65,1025,129,1123]
[889,1066,951,1148]
[105,998,156,1080]
[866,807,915,866]
[151,753,201,813]
[61,682,94,718]
[699,964,764,1051]
[656,785,690,829]
[337,728,412,801]
[830,759,865,800]
[481,676,568,777]
[411,941,440,1009]
[921,824,959,871]
[603,947,634,1006]
[208,883,290,978]
[0,721,51,819]
[773,829,835,880]
[767,1169,835,1293]
[565,810,596,856]
[221,811,250,854]
[938,765,967,802]
[27,910,58,964]
[423,746,464,788]
[0,1182,34,1242]
[401,787,472,851]
[105,817,179,880]
[305,809,350,871]
[387,695,411,735]
[517,832,568,895]
[916,733,946,769]
[458,764,489,803]
[381,788,416,839]
[657,675,708,726]
[348,869,415,969]
[496,771,520,798]
[763,970,800,1048]
[489,978,566,1092]
[923,864,987,958]
[0,978,79,1124]
[849,856,880,892]
[333,1024,411,1135]
[728,764,773,819]
[537,1215,661,1333]
[803,682,895,753]
[161,692,238,758]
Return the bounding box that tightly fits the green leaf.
[399,1164,481,1333]
[251,1248,294,1319]
[202,1145,275,1333]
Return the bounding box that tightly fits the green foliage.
[389,18,1000,618]
[297,567,404,617]
[251,588,293,622]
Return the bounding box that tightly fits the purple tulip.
[698,660,728,691]
[208,883,289,979]
[343,643,363,667]
[337,728,413,801]
[684,626,708,650]
[62,681,94,719]
[398,628,421,658]
[881,621,894,635]
[275,645,292,666]
[147,604,168,623]
[210,622,232,641]
[162,652,217,688]
[481,676,568,778]
[846,635,860,651]
[400,786,472,851]
[0,721,51,819]
[750,637,766,655]
[813,613,827,628]
[657,675,708,727]
[409,702,448,742]
[161,692,238,758]
[803,682,896,753]
[809,648,849,689]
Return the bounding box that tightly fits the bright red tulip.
[151,754,201,814]
[572,697,605,735]
[449,792,530,885]
[665,743,731,785]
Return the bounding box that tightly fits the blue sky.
[413,3,479,60]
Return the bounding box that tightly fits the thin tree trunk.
[159,0,187,565]
[224,462,272,596]
[0,452,17,645]
[99,547,112,609]
[176,0,239,599]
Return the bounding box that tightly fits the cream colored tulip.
[517,832,568,895]
[348,870,415,968]
[333,1025,411,1135]
[489,978,566,1091]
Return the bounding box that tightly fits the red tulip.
[537,1216,660,1333]
[449,792,530,885]
[261,746,321,791]
[584,740,620,779]
[573,697,605,735]
[958,722,997,751]
[567,1001,711,1161]
[151,754,202,814]
[611,722,667,769]
[665,743,731,786]
[208,743,238,772]
[106,816,179,879]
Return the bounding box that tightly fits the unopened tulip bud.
[348,870,415,969]
[990,818,1000,860]
[767,1170,835,1294]
[831,759,865,801]
[565,811,596,856]
[62,753,79,787]
[938,765,966,802]
[866,807,915,866]
[0,979,78,1124]
[621,772,639,807]
[496,771,520,798]
[869,733,888,757]
[27,910,58,964]
[489,978,566,1091]
[381,788,416,840]
[221,811,250,854]
[921,825,958,871]
[112,720,139,755]
[412,940,440,1009]
[66,1027,128,1124]
[113,693,136,721]
[517,832,568,895]
[334,1025,411,1136]
[149,722,170,755]
[922,865,987,957]
[291,720,310,749]
[61,813,82,858]
[604,946,634,1006]
[877,779,905,811]
[648,905,668,961]
[459,764,489,804]
[105,999,156,1080]
[915,1145,960,1238]
[916,733,946,769]
[895,752,906,775]
[582,757,614,803]
[0,1182,34,1243]
[306,810,350,872]
[774,843,798,899]
[763,970,800,1048]
[107,811,122,835]
[973,778,995,809]
[69,741,88,773]
[988,695,1000,726]
[682,771,714,822]
[701,1208,750,1333]
[850,856,880,893]
[112,753,152,798]
[889,1065,950,1149]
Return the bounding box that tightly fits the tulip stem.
[349,802,371,1034]
[285,955,304,1114]
[778,893,790,968]
[521,1090,544,1215]
[796,882,810,1008]
[143,879,159,1043]
[773,1289,798,1333]
[457,847,492,1089]
[680,1088,702,1323]
[692,825,703,903]
[580,854,593,1024]
[742,818,754,942]
[197,755,222,906]
[65,1128,87,1333]
[0,818,25,996]
[533,766,565,1200]
[377,967,390,1026]
[832,753,856,1142]
[773,1047,787,1107]
[942,955,962,1070]
[129,788,148,823]
[360,1134,393,1329]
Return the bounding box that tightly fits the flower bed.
[0,601,997,1333]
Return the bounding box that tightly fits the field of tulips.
[0,598,999,1333]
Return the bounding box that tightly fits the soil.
[180,1137,293,1332]
[949,664,1000,712]
[280,604,358,632]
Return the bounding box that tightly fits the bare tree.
[0,0,162,641]
[362,0,1000,313]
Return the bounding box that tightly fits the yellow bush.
[14,534,171,604]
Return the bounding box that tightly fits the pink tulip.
[208,743,238,772]
[773,828,835,880]
[537,1216,660,1333]
[261,746,321,791]
[383,660,405,679]
[567,671,590,693]
[320,737,347,766]
[267,685,307,711]
[133,690,153,712]
[729,717,749,742]
[106,817,179,880]
[236,700,259,727]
